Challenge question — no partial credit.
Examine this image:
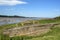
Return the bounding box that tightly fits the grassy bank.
[0,24,60,40]
[29,26,60,40]
[0,17,60,40]
[0,17,60,32]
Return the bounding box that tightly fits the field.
[29,26,60,40]
[0,16,60,40]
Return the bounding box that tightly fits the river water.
[0,17,40,25]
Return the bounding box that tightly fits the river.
[0,17,40,25]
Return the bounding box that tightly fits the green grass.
[0,18,60,32]
[0,17,60,40]
[0,23,23,33]
[0,25,60,40]
[38,19,60,24]
[29,27,60,40]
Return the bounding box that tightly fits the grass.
[0,17,60,40]
[0,25,60,40]
[29,27,60,40]
[0,22,24,33]
[38,19,60,24]
[0,18,60,32]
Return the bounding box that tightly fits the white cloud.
[0,0,27,6]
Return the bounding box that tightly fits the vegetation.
[54,16,60,19]
[29,27,60,40]
[38,19,60,24]
[0,24,60,40]
[0,16,60,40]
[0,15,26,18]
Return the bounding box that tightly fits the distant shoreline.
[0,15,27,18]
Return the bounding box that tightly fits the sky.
[0,0,60,18]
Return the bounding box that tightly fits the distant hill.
[0,15,26,18]
[54,16,60,19]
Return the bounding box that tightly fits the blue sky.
[0,0,60,18]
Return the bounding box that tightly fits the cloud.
[0,0,27,6]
